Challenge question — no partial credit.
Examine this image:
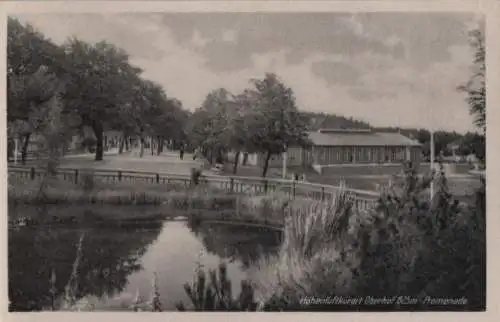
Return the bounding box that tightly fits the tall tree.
[245,73,309,177]
[63,38,141,160]
[228,90,254,174]
[8,67,66,162]
[458,29,485,134]
[130,79,161,157]
[147,96,186,156]
[186,88,233,164]
[7,17,67,163]
[141,82,183,157]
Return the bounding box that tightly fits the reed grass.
[175,262,258,311]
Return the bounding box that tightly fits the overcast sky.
[14,12,483,133]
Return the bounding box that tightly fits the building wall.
[248,145,422,168]
[255,146,304,168]
[227,151,259,166]
[310,145,421,165]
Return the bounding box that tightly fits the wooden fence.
[8,166,380,211]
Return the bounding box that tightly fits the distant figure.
[294,173,299,181]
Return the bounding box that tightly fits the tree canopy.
[8,16,485,170]
[185,73,308,176]
[458,29,485,134]
[7,17,188,162]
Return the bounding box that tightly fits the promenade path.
[14,148,200,173]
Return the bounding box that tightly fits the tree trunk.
[125,137,130,151]
[157,137,163,156]
[119,136,125,154]
[209,149,214,165]
[92,122,104,161]
[261,151,272,177]
[139,136,145,158]
[7,139,13,160]
[21,133,31,165]
[232,151,241,174]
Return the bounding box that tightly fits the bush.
[249,164,485,311]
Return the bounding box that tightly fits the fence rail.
[8,166,380,211]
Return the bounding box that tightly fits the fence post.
[230,177,234,193]
[118,171,122,181]
[74,169,79,184]
[321,187,325,203]
[156,173,160,183]
[236,195,240,216]
[30,167,35,180]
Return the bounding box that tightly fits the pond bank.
[8,203,287,230]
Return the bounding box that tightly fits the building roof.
[308,129,421,147]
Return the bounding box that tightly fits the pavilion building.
[238,128,422,172]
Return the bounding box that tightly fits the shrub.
[249,163,485,311]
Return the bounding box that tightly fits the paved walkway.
[15,148,205,176]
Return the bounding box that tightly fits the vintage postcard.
[1,0,497,321]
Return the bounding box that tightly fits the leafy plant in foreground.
[176,262,258,311]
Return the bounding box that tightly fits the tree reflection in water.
[8,207,163,311]
[187,219,282,269]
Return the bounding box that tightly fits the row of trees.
[8,15,484,170]
[7,17,189,163]
[185,73,309,177]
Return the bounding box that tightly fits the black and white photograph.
[5,1,487,313]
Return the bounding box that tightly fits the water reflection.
[9,222,163,311]
[187,219,282,269]
[9,207,283,311]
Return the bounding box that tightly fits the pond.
[8,210,282,311]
